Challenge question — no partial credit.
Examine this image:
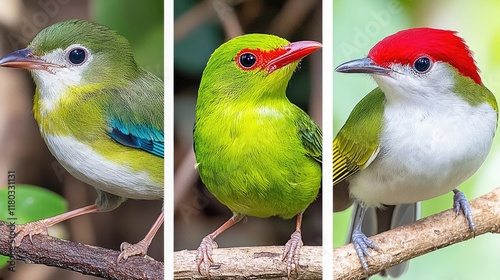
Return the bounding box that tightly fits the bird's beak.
[266,41,322,74]
[335,57,391,75]
[0,48,61,71]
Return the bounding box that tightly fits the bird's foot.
[352,227,379,271]
[14,221,50,247]
[453,189,475,233]
[282,230,303,279]
[196,235,218,277]
[117,239,153,263]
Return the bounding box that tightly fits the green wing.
[105,70,164,157]
[297,112,322,164]
[333,88,385,185]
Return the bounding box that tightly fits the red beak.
[266,41,322,74]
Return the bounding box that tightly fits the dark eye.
[68,48,87,65]
[239,53,256,68]
[413,56,432,73]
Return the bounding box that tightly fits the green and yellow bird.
[193,34,322,277]
[0,19,164,261]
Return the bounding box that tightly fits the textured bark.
[174,246,322,279]
[0,221,164,280]
[334,187,500,280]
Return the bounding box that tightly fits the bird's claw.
[196,235,218,277]
[14,221,50,247]
[117,239,151,263]
[352,227,379,271]
[453,189,475,233]
[282,230,303,278]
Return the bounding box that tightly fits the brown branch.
[211,0,244,39]
[334,187,500,280]
[0,221,164,280]
[174,246,321,279]
[173,0,215,41]
[267,0,320,38]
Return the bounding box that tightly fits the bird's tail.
[347,202,421,278]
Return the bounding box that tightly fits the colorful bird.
[0,19,164,261]
[334,28,497,276]
[193,33,322,278]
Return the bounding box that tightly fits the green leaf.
[0,185,67,268]
[0,184,67,224]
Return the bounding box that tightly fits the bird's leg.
[118,210,164,262]
[197,213,243,276]
[14,204,99,247]
[352,205,379,271]
[453,189,475,233]
[282,212,304,278]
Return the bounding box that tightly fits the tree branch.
[0,221,164,280]
[174,246,321,279]
[334,187,500,280]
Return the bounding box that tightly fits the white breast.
[348,63,497,207]
[349,97,496,207]
[44,134,163,200]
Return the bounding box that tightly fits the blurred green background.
[0,1,163,279]
[334,0,500,279]
[173,0,323,256]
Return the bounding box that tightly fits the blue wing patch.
[108,119,164,158]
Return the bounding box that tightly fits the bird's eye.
[239,53,257,68]
[68,48,87,65]
[413,56,432,73]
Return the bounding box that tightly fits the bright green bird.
[193,34,322,277]
[0,19,164,261]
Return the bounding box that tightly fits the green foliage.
[0,185,67,268]
[92,0,164,77]
[0,184,67,224]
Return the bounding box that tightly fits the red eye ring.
[235,49,261,70]
[235,47,288,72]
